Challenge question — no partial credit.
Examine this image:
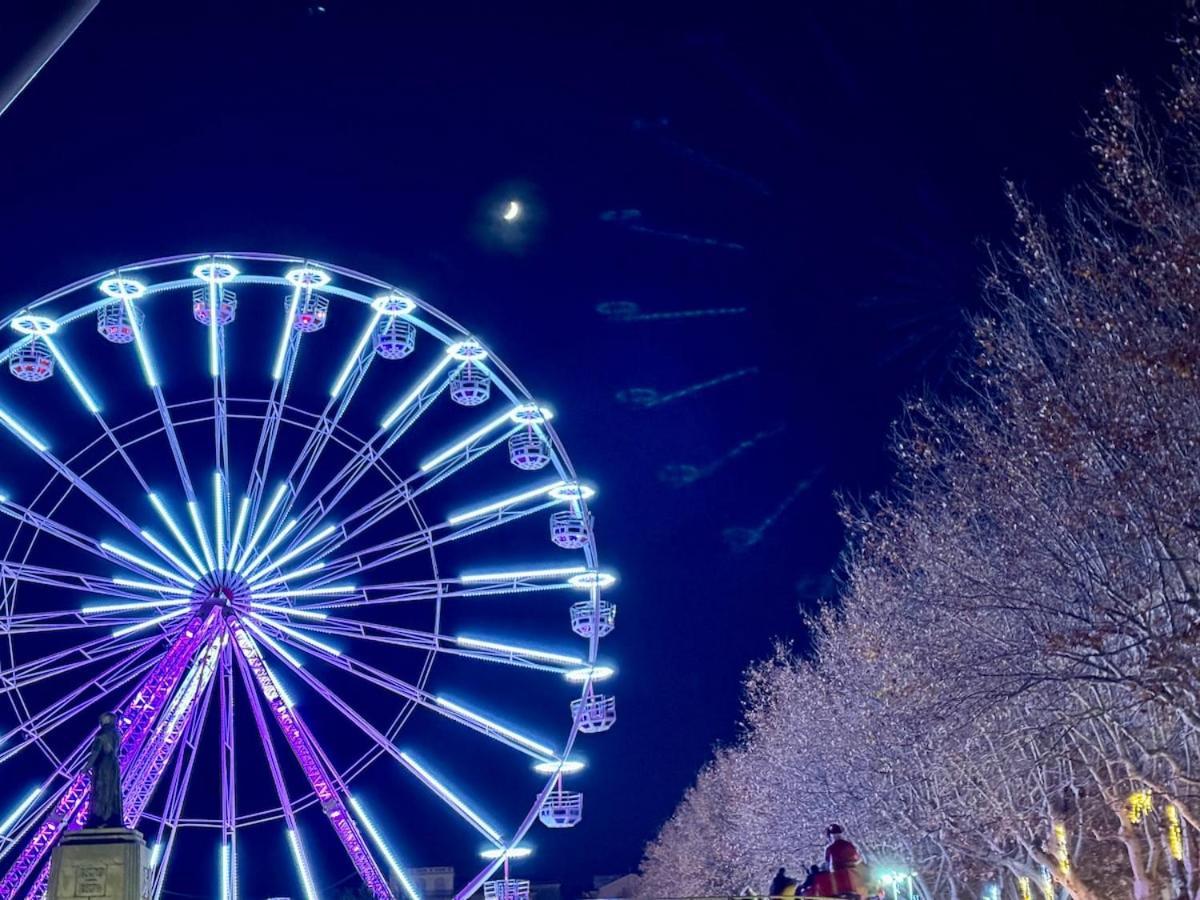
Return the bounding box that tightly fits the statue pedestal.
[47,827,147,900]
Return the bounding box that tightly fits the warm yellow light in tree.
[1167,804,1184,861]
[1128,790,1153,824]
[1018,876,1032,900]
[1054,822,1070,874]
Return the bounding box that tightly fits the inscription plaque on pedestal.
[47,827,147,900]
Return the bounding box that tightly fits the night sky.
[0,1,1182,895]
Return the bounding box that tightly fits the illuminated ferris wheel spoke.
[109,275,201,505]
[285,397,525,557]
[268,613,582,675]
[0,560,162,600]
[253,625,556,761]
[288,583,439,611]
[235,482,288,572]
[290,571,588,612]
[309,492,574,586]
[330,307,383,400]
[0,786,60,865]
[272,396,359,553]
[193,261,236,494]
[242,266,329,548]
[282,400,545,565]
[266,331,375,557]
[0,608,150,635]
[314,487,567,579]
[242,522,335,585]
[301,439,502,563]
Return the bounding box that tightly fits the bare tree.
[640,29,1200,900]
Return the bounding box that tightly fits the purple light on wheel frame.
[0,612,218,896]
[228,618,392,898]
[263,663,296,708]
[118,634,225,829]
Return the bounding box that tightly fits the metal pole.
[0,0,101,122]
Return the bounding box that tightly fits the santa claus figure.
[824,824,866,898]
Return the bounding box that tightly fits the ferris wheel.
[0,252,617,900]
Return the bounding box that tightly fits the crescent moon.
[502,200,521,222]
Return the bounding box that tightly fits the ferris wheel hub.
[190,571,250,612]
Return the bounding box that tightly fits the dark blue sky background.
[0,1,1181,895]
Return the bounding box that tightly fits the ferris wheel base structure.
[46,827,146,900]
[0,253,618,900]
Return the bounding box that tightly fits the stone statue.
[85,712,123,829]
